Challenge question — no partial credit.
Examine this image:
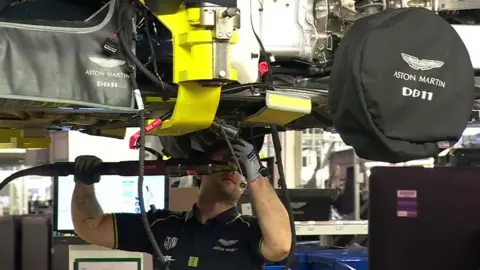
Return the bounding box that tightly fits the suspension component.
[354,0,384,14]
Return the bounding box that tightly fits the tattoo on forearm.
[73,192,104,229]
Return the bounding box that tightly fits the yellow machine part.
[245,91,312,126]
[141,3,238,136]
[0,129,50,149]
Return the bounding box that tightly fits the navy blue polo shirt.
[113,205,269,270]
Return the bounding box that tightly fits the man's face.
[199,148,245,202]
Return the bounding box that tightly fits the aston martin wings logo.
[401,53,444,71]
[218,238,238,246]
[89,56,125,68]
[290,202,307,209]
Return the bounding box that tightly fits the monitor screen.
[454,125,480,148]
[54,175,168,232]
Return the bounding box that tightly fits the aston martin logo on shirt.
[218,238,238,246]
[89,56,125,68]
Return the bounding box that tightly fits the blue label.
[134,196,141,213]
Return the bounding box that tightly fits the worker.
[71,139,292,270]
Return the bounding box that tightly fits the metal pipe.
[353,152,361,220]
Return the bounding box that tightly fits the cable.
[216,118,246,188]
[116,3,176,95]
[143,9,162,81]
[134,91,168,267]
[118,2,169,268]
[270,126,296,269]
[0,167,46,191]
[250,0,273,85]
[250,1,296,267]
[138,108,169,268]
[134,82,169,268]
[221,83,275,94]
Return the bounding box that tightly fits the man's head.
[197,146,246,204]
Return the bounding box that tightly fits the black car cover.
[329,8,475,163]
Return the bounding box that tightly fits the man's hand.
[74,155,102,185]
[233,139,262,182]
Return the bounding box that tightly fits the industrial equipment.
[0,0,473,142]
[0,0,477,268]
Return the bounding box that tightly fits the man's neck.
[196,197,235,223]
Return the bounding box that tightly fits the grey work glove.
[73,155,102,185]
[232,139,262,182]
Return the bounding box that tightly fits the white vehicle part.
[253,0,318,61]
[452,25,480,70]
[436,0,480,10]
[231,0,261,84]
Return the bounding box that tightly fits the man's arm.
[249,176,292,262]
[72,183,181,253]
[71,184,115,248]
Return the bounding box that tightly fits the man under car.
[70,139,292,270]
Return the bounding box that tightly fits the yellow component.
[139,3,238,136]
[9,137,51,149]
[0,129,50,149]
[147,83,221,136]
[259,153,267,159]
[187,256,199,267]
[0,129,21,143]
[245,91,312,126]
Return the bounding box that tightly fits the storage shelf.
[295,220,368,236]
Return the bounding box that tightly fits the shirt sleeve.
[112,209,182,254]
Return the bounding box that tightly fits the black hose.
[270,126,296,269]
[0,167,41,191]
[0,163,78,191]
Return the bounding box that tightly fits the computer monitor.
[454,124,480,148]
[53,175,169,233]
[238,189,336,221]
[369,167,480,270]
[0,216,21,270]
[332,166,355,216]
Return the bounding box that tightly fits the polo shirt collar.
[185,203,239,224]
